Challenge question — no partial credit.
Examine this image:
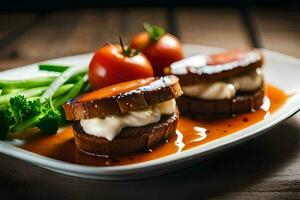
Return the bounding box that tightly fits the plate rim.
[0,44,300,177]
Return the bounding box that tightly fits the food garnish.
[131,22,184,76]
[88,38,154,90]
[0,64,88,139]
[40,65,87,103]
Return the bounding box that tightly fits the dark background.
[1,0,300,11]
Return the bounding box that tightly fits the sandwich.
[169,50,264,119]
[63,75,182,156]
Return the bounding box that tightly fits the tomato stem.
[119,36,139,57]
[143,22,165,42]
[119,36,126,55]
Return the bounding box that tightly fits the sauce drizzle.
[77,77,155,102]
[21,84,288,166]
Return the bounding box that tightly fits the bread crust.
[177,87,264,119]
[170,50,263,86]
[73,109,179,156]
[64,75,182,120]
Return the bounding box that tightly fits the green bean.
[38,64,70,72]
[0,84,74,105]
[40,65,87,103]
[0,76,57,89]
[1,88,23,95]
[53,76,86,108]
[0,87,47,105]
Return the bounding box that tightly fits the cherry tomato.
[88,44,154,90]
[131,24,184,76]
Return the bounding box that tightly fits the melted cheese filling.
[230,68,263,92]
[80,99,176,141]
[182,68,263,100]
[182,82,236,100]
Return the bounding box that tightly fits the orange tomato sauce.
[77,77,155,102]
[21,84,288,166]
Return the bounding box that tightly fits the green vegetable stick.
[0,76,57,89]
[1,88,23,95]
[38,64,70,72]
[0,84,74,105]
[52,84,74,98]
[53,76,86,107]
[0,87,47,105]
[40,65,88,103]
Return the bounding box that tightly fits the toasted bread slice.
[177,87,264,119]
[169,49,263,86]
[73,109,179,156]
[64,75,182,120]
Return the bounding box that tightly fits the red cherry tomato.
[132,31,184,76]
[88,44,154,90]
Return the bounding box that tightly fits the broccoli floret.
[10,95,29,113]
[0,95,32,139]
[9,95,27,124]
[0,95,62,139]
[27,99,42,115]
[12,98,62,135]
[37,110,61,135]
[8,95,40,122]
[0,109,12,139]
[36,100,61,135]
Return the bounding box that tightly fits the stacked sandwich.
[63,76,182,156]
[169,50,264,119]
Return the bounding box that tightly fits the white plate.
[0,44,300,180]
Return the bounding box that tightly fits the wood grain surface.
[0,7,300,200]
[254,7,300,58]
[177,7,251,49]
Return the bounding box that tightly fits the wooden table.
[0,7,300,199]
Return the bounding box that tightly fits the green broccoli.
[0,64,87,140]
[0,109,12,139]
[0,95,37,139]
[12,97,62,135]
[0,95,62,139]
[10,95,38,117]
[37,109,61,135]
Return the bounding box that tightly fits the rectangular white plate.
[0,44,300,180]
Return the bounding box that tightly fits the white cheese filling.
[80,99,176,141]
[182,68,263,100]
[230,68,263,92]
[182,82,236,100]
